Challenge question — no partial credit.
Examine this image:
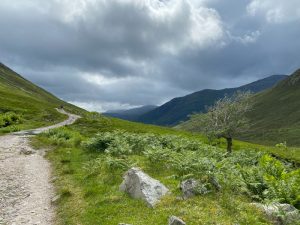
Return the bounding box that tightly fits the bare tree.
[189,92,252,153]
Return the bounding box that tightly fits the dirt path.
[0,109,80,225]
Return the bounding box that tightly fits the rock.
[50,176,58,183]
[180,179,209,199]
[209,176,222,191]
[20,147,35,155]
[120,167,169,207]
[51,194,61,204]
[118,224,132,225]
[252,203,300,224]
[180,179,199,199]
[168,216,186,225]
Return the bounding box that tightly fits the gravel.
[0,109,80,225]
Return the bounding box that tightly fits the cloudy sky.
[1,0,300,112]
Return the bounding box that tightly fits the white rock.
[252,203,300,224]
[120,167,169,207]
[169,216,186,225]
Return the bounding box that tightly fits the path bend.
[0,109,80,225]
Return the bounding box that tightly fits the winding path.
[0,109,80,225]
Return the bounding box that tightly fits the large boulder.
[252,203,300,224]
[120,167,169,207]
[168,216,186,225]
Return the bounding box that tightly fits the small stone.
[20,148,35,155]
[169,216,186,225]
[50,176,58,183]
[51,194,61,204]
[209,176,222,191]
[180,179,200,199]
[118,224,132,225]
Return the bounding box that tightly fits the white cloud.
[230,30,261,44]
[247,0,300,23]
[54,0,225,54]
[69,100,138,112]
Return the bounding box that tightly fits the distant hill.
[0,62,85,131]
[104,105,157,121]
[137,75,288,126]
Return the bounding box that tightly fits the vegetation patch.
[0,111,22,132]
[34,118,300,225]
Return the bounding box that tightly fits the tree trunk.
[226,137,232,154]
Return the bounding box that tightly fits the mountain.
[104,105,157,121]
[0,62,85,131]
[137,75,288,126]
[239,69,300,146]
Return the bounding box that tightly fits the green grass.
[0,63,86,134]
[44,147,270,225]
[32,114,300,225]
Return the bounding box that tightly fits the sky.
[1,0,300,112]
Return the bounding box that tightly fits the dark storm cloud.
[0,0,300,111]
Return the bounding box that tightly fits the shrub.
[169,151,216,178]
[41,127,82,146]
[82,132,115,152]
[0,112,22,128]
[143,146,174,165]
[275,141,287,149]
[83,155,134,178]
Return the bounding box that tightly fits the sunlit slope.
[241,68,300,146]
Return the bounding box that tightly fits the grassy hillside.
[240,69,300,146]
[32,112,300,225]
[178,69,300,147]
[137,75,287,126]
[0,63,86,133]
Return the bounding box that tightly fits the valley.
[0,63,299,225]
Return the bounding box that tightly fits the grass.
[33,144,270,225]
[31,114,300,225]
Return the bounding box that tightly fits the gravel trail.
[0,109,80,225]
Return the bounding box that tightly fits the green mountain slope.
[240,69,300,146]
[179,69,300,146]
[0,63,85,133]
[137,75,287,126]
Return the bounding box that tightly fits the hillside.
[137,75,287,126]
[178,69,300,146]
[0,63,85,133]
[104,105,157,121]
[240,69,300,146]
